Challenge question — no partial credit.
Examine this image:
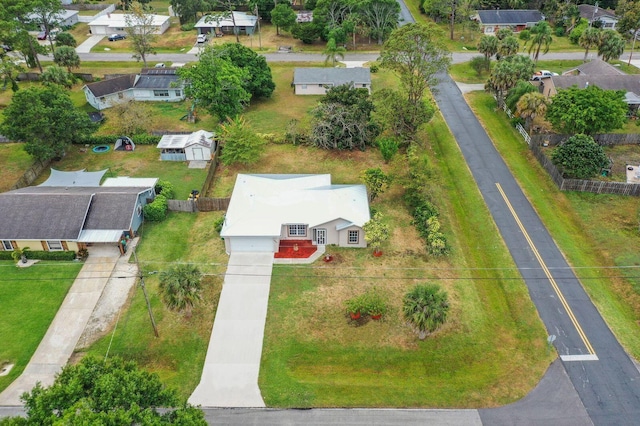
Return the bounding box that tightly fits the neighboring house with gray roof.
[83,68,184,110]
[578,4,618,29]
[292,67,371,95]
[561,58,625,76]
[0,175,157,255]
[541,74,640,112]
[474,9,544,35]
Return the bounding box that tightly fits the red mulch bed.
[274,240,317,259]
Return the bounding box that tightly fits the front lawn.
[0,261,82,393]
[466,91,640,359]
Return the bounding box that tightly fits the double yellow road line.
[496,183,596,356]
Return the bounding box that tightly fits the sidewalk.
[189,252,273,408]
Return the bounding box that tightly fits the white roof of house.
[28,10,79,23]
[221,174,370,238]
[195,11,258,28]
[102,177,158,188]
[156,130,214,149]
[77,229,124,243]
[89,13,170,28]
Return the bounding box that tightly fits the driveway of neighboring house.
[0,245,124,406]
[189,252,274,408]
[76,35,105,54]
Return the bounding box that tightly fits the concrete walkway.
[75,35,105,54]
[189,252,274,408]
[0,245,121,405]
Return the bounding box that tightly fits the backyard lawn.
[466,91,640,359]
[0,144,33,193]
[0,261,82,393]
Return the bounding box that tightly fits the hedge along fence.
[531,133,640,147]
[76,134,161,145]
[0,250,76,261]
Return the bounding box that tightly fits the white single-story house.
[88,13,171,35]
[474,9,544,35]
[221,174,370,254]
[293,67,372,95]
[28,9,79,29]
[0,170,157,255]
[194,11,258,36]
[578,4,618,29]
[83,68,184,110]
[156,130,216,161]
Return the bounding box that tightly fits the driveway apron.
[189,252,273,408]
[0,250,120,406]
[433,73,640,425]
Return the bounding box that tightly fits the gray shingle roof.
[476,10,544,25]
[134,74,180,90]
[0,186,149,240]
[551,75,640,93]
[578,4,618,21]
[572,59,625,76]
[84,74,136,98]
[293,67,371,86]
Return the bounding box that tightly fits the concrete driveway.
[75,35,105,54]
[0,246,121,406]
[189,252,274,408]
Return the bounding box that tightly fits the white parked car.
[197,34,208,43]
[531,70,559,81]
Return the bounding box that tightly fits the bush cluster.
[143,195,168,222]
[181,23,195,31]
[155,179,175,199]
[403,146,449,256]
[0,250,77,261]
[76,134,161,145]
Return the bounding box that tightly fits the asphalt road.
[433,72,640,425]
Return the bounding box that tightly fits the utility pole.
[133,251,159,338]
[255,4,262,50]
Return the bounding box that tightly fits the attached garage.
[227,236,278,253]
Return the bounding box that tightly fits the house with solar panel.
[82,67,184,110]
[474,9,545,35]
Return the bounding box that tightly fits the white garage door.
[228,237,275,253]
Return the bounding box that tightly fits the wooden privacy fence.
[167,198,230,212]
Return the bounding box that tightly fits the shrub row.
[404,146,449,256]
[76,134,161,146]
[144,194,168,222]
[0,250,77,261]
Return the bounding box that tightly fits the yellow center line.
[496,183,595,355]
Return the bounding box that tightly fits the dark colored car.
[108,33,126,41]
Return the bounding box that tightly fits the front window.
[348,230,359,244]
[153,90,169,97]
[288,224,307,236]
[174,90,182,97]
[2,240,14,251]
[47,240,63,251]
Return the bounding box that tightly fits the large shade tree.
[486,54,535,108]
[0,85,96,161]
[178,46,250,120]
[270,2,297,35]
[359,0,400,44]
[125,1,158,67]
[1,356,206,424]
[380,23,450,113]
[545,85,627,135]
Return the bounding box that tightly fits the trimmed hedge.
[76,134,161,146]
[0,250,76,261]
[144,194,168,222]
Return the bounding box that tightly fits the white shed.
[156,130,215,161]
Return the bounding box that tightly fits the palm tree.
[402,284,449,340]
[159,264,203,318]
[516,92,549,134]
[477,35,498,71]
[528,21,553,64]
[598,29,625,62]
[323,37,346,67]
[498,36,520,58]
[579,27,601,62]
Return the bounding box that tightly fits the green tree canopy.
[2,356,205,425]
[516,92,549,134]
[361,167,392,201]
[551,134,608,179]
[363,211,390,252]
[54,32,76,47]
[545,85,627,135]
[498,35,520,58]
[125,1,158,67]
[380,23,450,108]
[40,65,75,89]
[53,46,80,72]
[579,27,600,62]
[291,22,322,44]
[505,80,538,111]
[527,21,553,63]
[486,54,534,108]
[0,85,96,161]
[208,42,275,100]
[402,284,450,340]
[359,0,400,44]
[270,2,297,35]
[477,34,498,71]
[178,46,250,120]
[372,88,435,143]
[323,37,346,66]
[598,29,625,62]
[219,116,266,165]
[617,0,640,64]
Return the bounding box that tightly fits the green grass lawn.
[0,261,82,393]
[41,145,207,199]
[0,144,33,192]
[466,91,640,359]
